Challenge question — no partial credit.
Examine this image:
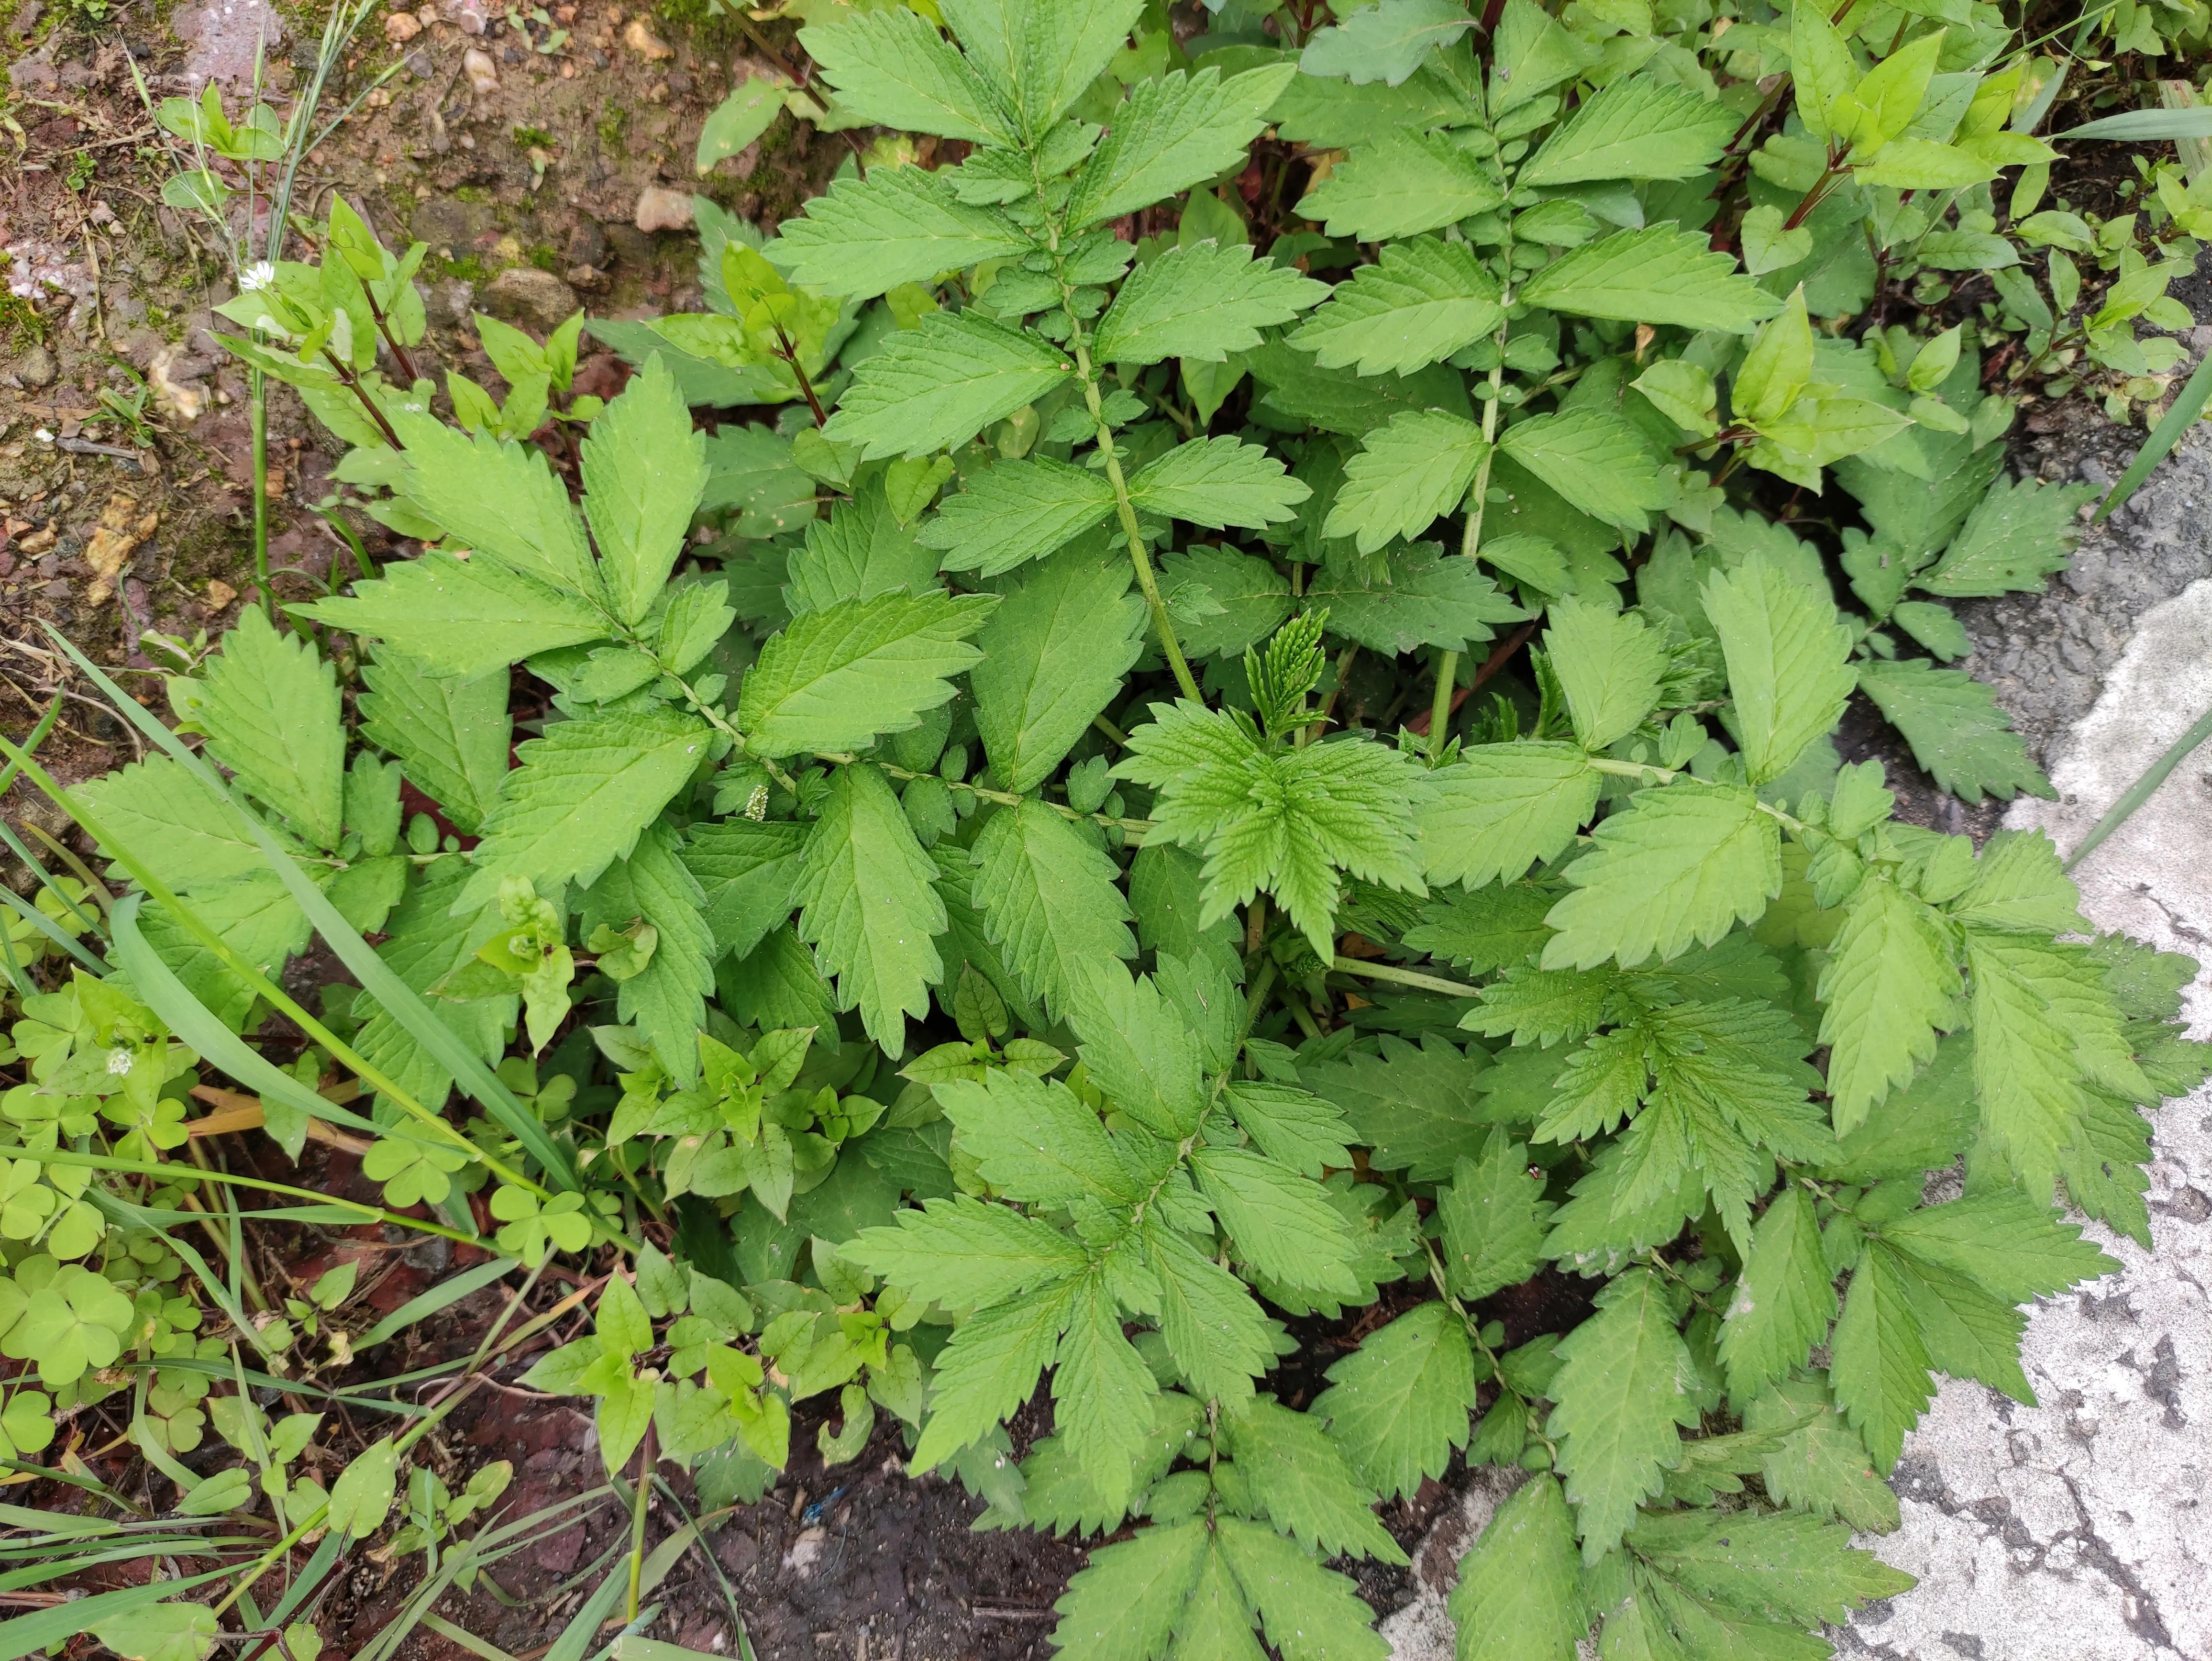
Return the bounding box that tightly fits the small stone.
[633,186,694,233]
[205,578,237,609]
[623,16,673,58]
[564,217,609,268]
[462,46,498,94]
[482,266,577,333]
[16,343,57,388]
[382,11,420,41]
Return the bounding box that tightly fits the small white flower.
[240,260,276,292]
[106,1047,135,1077]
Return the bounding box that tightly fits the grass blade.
[354,1259,518,1350]
[2058,106,2212,139]
[42,626,581,1192]
[0,1566,232,1661]
[2063,698,2212,873]
[0,884,107,974]
[110,892,381,1141]
[2095,347,2212,521]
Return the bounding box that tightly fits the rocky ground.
[8,2,2212,1657]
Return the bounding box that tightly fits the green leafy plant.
[7,3,2212,1661]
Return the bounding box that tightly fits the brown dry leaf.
[206,578,238,609]
[84,493,158,605]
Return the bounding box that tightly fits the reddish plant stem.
[1405,620,1539,737]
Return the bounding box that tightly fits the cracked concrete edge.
[1382,592,2212,1661]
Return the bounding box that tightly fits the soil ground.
[6,3,2211,1657]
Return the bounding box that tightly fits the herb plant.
[5,4,2211,1660]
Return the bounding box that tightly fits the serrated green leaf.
[1145,1219,1276,1405]
[1446,1473,1583,1661]
[1716,1187,1836,1404]
[1488,0,1601,113]
[1225,1080,1357,1178]
[1224,1396,1408,1564]
[1951,829,2088,935]
[1157,545,1294,660]
[1519,225,1781,333]
[1816,874,1961,1134]
[1305,543,1523,654]
[582,355,709,625]
[1172,1536,1270,1661]
[1246,338,1473,435]
[1127,437,1311,530]
[1216,1515,1390,1661]
[1915,474,2097,598]
[1053,1272,1160,1513]
[357,654,510,835]
[917,456,1116,578]
[682,819,807,959]
[1962,930,2093,1199]
[1301,1033,1495,1180]
[1066,959,1207,1139]
[1743,1372,1899,1531]
[1879,1189,2115,1304]
[737,589,995,758]
[1544,599,1667,751]
[458,707,711,907]
[1094,241,1327,366]
[1193,1145,1361,1298]
[793,762,946,1053]
[1288,237,1504,377]
[1315,1301,1476,1502]
[937,1065,1130,1207]
[1419,741,1600,891]
[799,5,1014,144]
[948,0,1142,144]
[388,414,606,604]
[770,165,1030,299]
[1544,782,1780,972]
[1703,552,1858,785]
[1828,1240,1934,1472]
[582,820,716,1085]
[844,1193,1086,1311]
[972,798,1137,1018]
[195,607,345,849]
[1299,0,1474,87]
[911,1274,1078,1472]
[1498,410,1669,535]
[1547,1267,1698,1561]
[1323,410,1488,554]
[1521,74,1736,187]
[1464,966,1611,1049]
[1049,1519,1209,1661]
[1625,1506,1913,1627]
[1856,657,2049,804]
[785,482,939,615]
[971,552,1146,792]
[1119,705,1426,958]
[1438,1130,1555,1300]
[823,311,1072,459]
[296,551,612,679]
[1068,66,1298,227]
[1297,127,1506,240]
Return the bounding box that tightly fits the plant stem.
[624,1424,654,1622]
[768,316,827,427]
[1329,955,1481,998]
[1782,162,1846,232]
[360,285,420,385]
[320,349,406,451]
[1028,166,1203,702]
[250,367,275,622]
